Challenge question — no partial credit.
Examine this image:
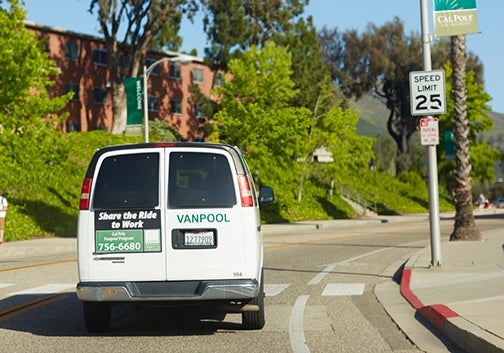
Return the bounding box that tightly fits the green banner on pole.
[433,0,478,37]
[125,77,143,125]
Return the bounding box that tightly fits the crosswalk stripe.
[265,284,290,296]
[11,283,75,295]
[322,283,365,296]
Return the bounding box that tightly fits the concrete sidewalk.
[400,228,504,353]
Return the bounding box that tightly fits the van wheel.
[83,301,111,333]
[242,274,265,330]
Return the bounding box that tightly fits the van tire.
[83,301,111,333]
[242,273,265,330]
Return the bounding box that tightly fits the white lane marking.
[289,295,311,353]
[265,284,290,297]
[0,283,15,289]
[322,283,365,296]
[309,247,391,285]
[12,283,75,295]
[308,263,337,285]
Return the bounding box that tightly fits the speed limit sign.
[409,70,446,116]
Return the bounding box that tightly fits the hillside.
[350,94,389,137]
[482,110,504,152]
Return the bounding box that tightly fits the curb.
[400,267,504,353]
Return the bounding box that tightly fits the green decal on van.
[95,229,161,254]
[176,213,231,224]
[96,230,144,253]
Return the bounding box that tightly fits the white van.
[77,142,274,332]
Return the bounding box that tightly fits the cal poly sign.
[433,0,478,37]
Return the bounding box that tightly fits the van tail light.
[238,175,254,207]
[79,178,92,210]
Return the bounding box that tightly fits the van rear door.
[164,148,251,281]
[81,149,167,282]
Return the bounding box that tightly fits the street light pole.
[143,55,192,143]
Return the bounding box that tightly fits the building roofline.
[24,21,204,63]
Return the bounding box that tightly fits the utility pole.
[420,0,442,266]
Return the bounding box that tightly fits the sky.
[22,0,504,113]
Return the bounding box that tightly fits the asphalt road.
[1,213,502,352]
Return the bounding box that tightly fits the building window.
[66,121,81,132]
[170,63,181,79]
[65,42,78,61]
[213,72,224,87]
[193,68,204,83]
[38,35,49,52]
[65,83,79,100]
[94,87,108,104]
[171,99,182,114]
[194,103,204,118]
[93,48,107,66]
[146,58,160,76]
[148,95,160,112]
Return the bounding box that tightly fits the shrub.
[0,130,140,241]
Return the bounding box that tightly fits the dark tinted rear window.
[168,152,236,208]
[93,153,159,209]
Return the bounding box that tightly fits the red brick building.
[26,22,220,141]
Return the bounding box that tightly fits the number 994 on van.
[77,142,274,332]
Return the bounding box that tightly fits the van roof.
[84,142,247,178]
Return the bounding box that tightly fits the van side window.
[168,152,236,208]
[93,153,159,209]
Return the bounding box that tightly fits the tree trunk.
[386,110,405,176]
[449,35,481,241]
[111,82,127,134]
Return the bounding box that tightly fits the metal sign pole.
[420,0,442,266]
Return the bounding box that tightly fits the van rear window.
[168,152,236,208]
[93,153,159,209]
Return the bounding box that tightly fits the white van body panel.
[164,207,262,281]
[77,212,168,282]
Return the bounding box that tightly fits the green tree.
[209,41,312,175]
[372,135,397,175]
[209,41,373,212]
[320,19,422,175]
[276,16,331,110]
[0,0,70,132]
[313,106,374,174]
[202,0,307,71]
[438,62,497,191]
[0,0,74,241]
[201,0,248,71]
[319,19,483,177]
[201,0,327,111]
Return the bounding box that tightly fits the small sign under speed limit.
[409,70,446,116]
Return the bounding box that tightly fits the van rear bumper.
[76,279,259,302]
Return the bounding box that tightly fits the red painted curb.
[400,268,459,330]
[419,304,458,330]
[400,268,423,309]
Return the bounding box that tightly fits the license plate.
[184,231,215,247]
[172,229,217,249]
